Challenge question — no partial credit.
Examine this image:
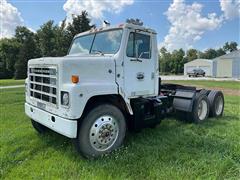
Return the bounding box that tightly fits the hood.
[28,55,116,86]
[28,54,113,66]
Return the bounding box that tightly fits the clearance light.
[71,75,79,84]
[118,24,124,28]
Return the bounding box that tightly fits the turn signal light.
[71,75,79,84]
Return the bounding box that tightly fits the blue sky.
[3,0,240,51]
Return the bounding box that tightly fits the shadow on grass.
[31,116,240,178]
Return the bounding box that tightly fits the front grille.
[29,66,58,106]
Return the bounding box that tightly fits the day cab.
[25,21,224,158]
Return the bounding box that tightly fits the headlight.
[61,91,69,106]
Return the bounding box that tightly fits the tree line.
[0,11,238,79]
[159,41,238,74]
[0,11,94,79]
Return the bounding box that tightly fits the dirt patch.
[195,86,240,96]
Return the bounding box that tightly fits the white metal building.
[184,59,213,76]
[184,50,240,78]
[212,50,240,78]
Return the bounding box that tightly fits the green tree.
[67,11,94,42]
[0,39,20,78]
[37,21,58,57]
[186,49,198,62]
[223,41,238,52]
[55,19,70,56]
[199,48,218,59]
[216,48,226,57]
[14,26,38,79]
[159,47,171,74]
[171,49,185,74]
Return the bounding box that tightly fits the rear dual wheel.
[208,90,224,117]
[190,94,210,123]
[185,90,224,123]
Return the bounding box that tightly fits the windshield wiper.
[91,49,104,56]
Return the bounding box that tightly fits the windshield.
[68,29,123,55]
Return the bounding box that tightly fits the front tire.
[74,104,126,158]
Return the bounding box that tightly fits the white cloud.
[63,0,134,23]
[161,0,223,51]
[27,27,36,33]
[0,0,24,39]
[220,0,240,20]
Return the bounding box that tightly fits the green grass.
[163,80,240,90]
[0,79,25,86]
[1,84,240,179]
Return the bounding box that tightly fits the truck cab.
[25,21,224,158]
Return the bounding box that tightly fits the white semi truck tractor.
[25,20,224,158]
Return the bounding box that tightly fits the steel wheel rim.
[89,115,119,151]
[215,96,223,115]
[198,99,208,121]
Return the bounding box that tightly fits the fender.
[62,82,133,119]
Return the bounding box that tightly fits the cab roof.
[74,23,157,39]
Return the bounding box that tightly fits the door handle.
[137,72,144,80]
[130,58,142,62]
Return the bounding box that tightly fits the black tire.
[199,89,208,96]
[208,90,224,117]
[189,94,210,123]
[74,104,126,158]
[31,119,47,134]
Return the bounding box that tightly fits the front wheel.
[74,104,126,158]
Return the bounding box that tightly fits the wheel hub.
[89,115,119,151]
[215,96,223,115]
[198,99,208,121]
[97,124,114,145]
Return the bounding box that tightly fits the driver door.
[124,30,155,98]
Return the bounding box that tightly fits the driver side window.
[126,32,151,59]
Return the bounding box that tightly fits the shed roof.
[213,49,240,60]
[184,59,212,65]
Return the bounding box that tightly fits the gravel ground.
[160,75,240,81]
[0,85,24,89]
